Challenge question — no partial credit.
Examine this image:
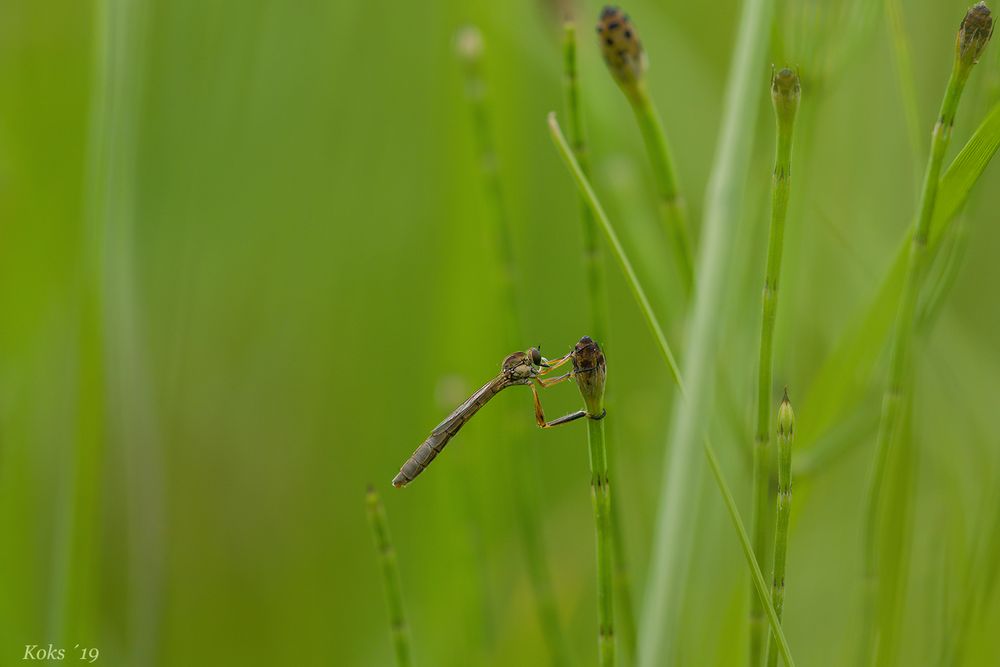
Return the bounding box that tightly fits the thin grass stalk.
[589,413,616,667]
[885,0,925,184]
[765,392,794,667]
[455,28,572,667]
[547,113,683,390]
[596,7,694,295]
[703,438,795,667]
[548,113,795,667]
[366,486,413,667]
[750,68,800,667]
[571,338,615,666]
[859,6,992,664]
[563,23,637,665]
[798,98,1000,451]
[636,0,776,662]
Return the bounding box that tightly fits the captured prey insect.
[392,338,607,488]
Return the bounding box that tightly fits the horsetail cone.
[778,389,794,442]
[770,68,801,125]
[957,3,993,69]
[596,7,647,91]
[573,336,607,417]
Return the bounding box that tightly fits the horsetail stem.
[563,24,637,665]
[456,28,572,667]
[640,0,776,657]
[859,5,992,665]
[454,26,519,337]
[766,391,795,667]
[549,113,795,667]
[703,437,796,667]
[750,66,800,667]
[596,6,695,296]
[548,113,684,391]
[366,486,413,667]
[564,22,610,351]
[573,338,615,667]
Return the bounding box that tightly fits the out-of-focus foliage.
[1,0,999,665]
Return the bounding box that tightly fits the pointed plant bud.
[957,2,993,69]
[596,6,647,91]
[778,388,794,440]
[572,336,607,417]
[770,67,801,127]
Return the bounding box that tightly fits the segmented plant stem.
[366,487,413,667]
[596,7,694,295]
[563,23,609,345]
[859,9,988,662]
[627,85,695,296]
[766,393,795,667]
[456,29,571,667]
[547,113,684,392]
[638,0,776,660]
[549,112,795,667]
[588,414,615,667]
[751,69,799,667]
[563,23,636,665]
[703,438,796,667]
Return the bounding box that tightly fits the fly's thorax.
[501,351,537,380]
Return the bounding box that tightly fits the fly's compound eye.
[530,347,543,366]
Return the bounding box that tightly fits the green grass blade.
[548,111,795,667]
[703,438,796,667]
[563,23,637,665]
[798,99,1000,450]
[638,0,775,662]
[547,113,684,392]
[885,0,925,182]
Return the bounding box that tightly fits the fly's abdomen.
[391,432,450,488]
[392,378,510,488]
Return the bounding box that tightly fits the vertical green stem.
[548,114,794,667]
[588,412,615,667]
[859,6,990,664]
[366,487,413,667]
[563,23,636,665]
[751,69,800,667]
[884,0,925,184]
[627,86,695,296]
[547,114,684,390]
[563,23,608,345]
[456,28,571,667]
[703,438,796,667]
[637,0,775,661]
[766,393,795,667]
[596,7,694,295]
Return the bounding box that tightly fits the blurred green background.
[2,0,1000,665]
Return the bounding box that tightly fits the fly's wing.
[429,375,507,437]
[393,375,512,488]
